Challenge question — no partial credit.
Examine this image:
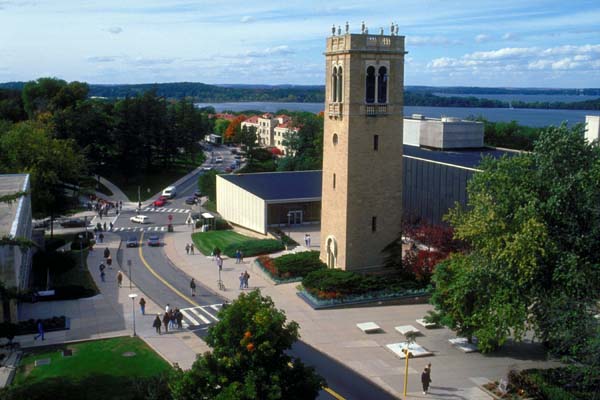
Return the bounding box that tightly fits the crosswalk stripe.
[189,308,211,324]
[180,309,201,325]
[197,307,219,322]
[160,227,166,231]
[154,226,159,231]
[210,305,221,311]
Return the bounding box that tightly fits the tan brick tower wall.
[320,33,405,271]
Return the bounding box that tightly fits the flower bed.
[254,252,325,284]
[297,286,428,309]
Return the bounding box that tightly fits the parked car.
[153,198,167,207]
[230,149,238,154]
[202,166,212,171]
[234,155,242,160]
[126,236,138,248]
[225,167,232,173]
[193,190,203,198]
[130,215,149,224]
[60,218,87,228]
[147,235,160,247]
[230,163,237,170]
[162,186,177,198]
[215,156,223,163]
[185,196,197,205]
[32,218,51,229]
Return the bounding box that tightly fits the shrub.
[223,240,284,257]
[32,250,77,276]
[508,368,592,400]
[45,237,66,252]
[215,217,231,231]
[271,228,299,247]
[273,251,325,278]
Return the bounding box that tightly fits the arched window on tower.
[365,66,375,103]
[332,66,338,102]
[337,66,343,102]
[377,66,388,103]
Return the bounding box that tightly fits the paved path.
[18,232,208,370]
[97,176,131,203]
[163,225,560,399]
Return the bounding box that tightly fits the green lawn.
[192,230,250,255]
[7,337,171,400]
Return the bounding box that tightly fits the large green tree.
[431,124,600,361]
[170,291,324,400]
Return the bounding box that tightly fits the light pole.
[128,293,138,337]
[401,347,413,398]
[78,233,84,271]
[137,186,141,210]
[127,259,132,289]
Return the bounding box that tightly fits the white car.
[130,215,149,224]
[162,186,177,198]
[215,156,224,163]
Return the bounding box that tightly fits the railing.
[366,36,391,47]
[328,103,343,118]
[365,104,388,116]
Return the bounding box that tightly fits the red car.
[153,198,167,207]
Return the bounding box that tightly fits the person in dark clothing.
[190,278,196,296]
[139,297,146,315]
[153,315,162,334]
[176,309,183,329]
[162,312,170,333]
[33,320,44,341]
[421,366,432,394]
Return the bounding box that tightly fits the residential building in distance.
[242,113,299,154]
[404,114,484,149]
[273,120,299,155]
[0,174,32,322]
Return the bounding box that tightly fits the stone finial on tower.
[332,24,336,36]
[337,25,341,35]
[361,21,366,34]
[390,22,395,36]
[394,23,399,35]
[380,27,384,35]
[345,21,349,34]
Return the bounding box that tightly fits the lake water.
[433,93,600,103]
[195,102,600,127]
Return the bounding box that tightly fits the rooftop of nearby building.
[403,144,519,169]
[0,174,29,236]
[219,170,322,202]
[243,115,259,124]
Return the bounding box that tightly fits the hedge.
[15,316,67,335]
[302,268,423,300]
[509,368,598,400]
[274,251,325,278]
[223,239,284,257]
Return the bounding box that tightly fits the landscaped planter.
[297,288,429,310]
[253,258,304,285]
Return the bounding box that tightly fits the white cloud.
[106,26,123,34]
[240,15,254,23]
[246,45,293,57]
[466,47,536,60]
[502,32,517,41]
[407,36,460,46]
[475,34,491,43]
[87,56,117,63]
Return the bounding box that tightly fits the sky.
[1,0,600,88]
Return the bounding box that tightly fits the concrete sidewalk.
[163,225,559,400]
[18,232,207,370]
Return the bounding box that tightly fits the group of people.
[91,197,122,219]
[234,249,244,264]
[239,270,250,289]
[152,304,184,334]
[185,243,195,254]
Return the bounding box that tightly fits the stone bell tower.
[320,23,405,271]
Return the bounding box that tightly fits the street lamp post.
[401,347,413,398]
[128,293,138,337]
[127,259,132,289]
[78,233,84,271]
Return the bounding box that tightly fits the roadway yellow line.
[139,233,346,400]
[323,386,346,400]
[138,231,199,308]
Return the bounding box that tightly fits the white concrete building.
[585,115,600,143]
[403,114,484,149]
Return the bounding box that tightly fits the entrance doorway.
[287,210,303,225]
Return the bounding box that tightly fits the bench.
[356,322,382,334]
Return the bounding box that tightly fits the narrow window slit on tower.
[372,216,377,232]
[333,173,336,189]
[373,135,379,151]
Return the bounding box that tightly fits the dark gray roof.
[220,170,322,201]
[403,145,518,169]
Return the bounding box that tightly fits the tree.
[170,291,324,400]
[430,124,600,361]
[198,169,218,202]
[22,78,88,118]
[225,115,246,142]
[278,113,323,171]
[214,119,230,136]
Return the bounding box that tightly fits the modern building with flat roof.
[216,171,321,234]
[0,174,32,322]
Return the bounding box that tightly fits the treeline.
[468,116,541,151]
[0,78,213,215]
[409,85,600,96]
[511,98,600,110]
[404,92,506,108]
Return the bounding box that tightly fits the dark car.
[185,196,197,205]
[230,163,237,170]
[60,218,87,228]
[147,235,160,247]
[193,190,203,198]
[126,236,138,248]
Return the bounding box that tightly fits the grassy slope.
[13,337,170,386]
[191,230,249,255]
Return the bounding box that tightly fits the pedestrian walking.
[243,270,250,289]
[190,243,194,254]
[306,233,311,248]
[176,309,183,329]
[107,256,112,268]
[103,222,107,231]
[100,270,106,282]
[33,320,44,341]
[104,248,110,259]
[169,310,176,330]
[119,200,123,210]
[165,303,170,313]
[109,222,113,231]
[217,255,223,271]
[190,278,196,296]
[162,312,170,333]
[99,262,106,273]
[99,233,104,243]
[304,233,309,247]
[239,272,245,289]
[235,249,241,264]
[185,243,190,255]
[139,297,146,315]
[421,366,432,394]
[117,270,123,287]
[153,315,162,334]
[240,250,244,263]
